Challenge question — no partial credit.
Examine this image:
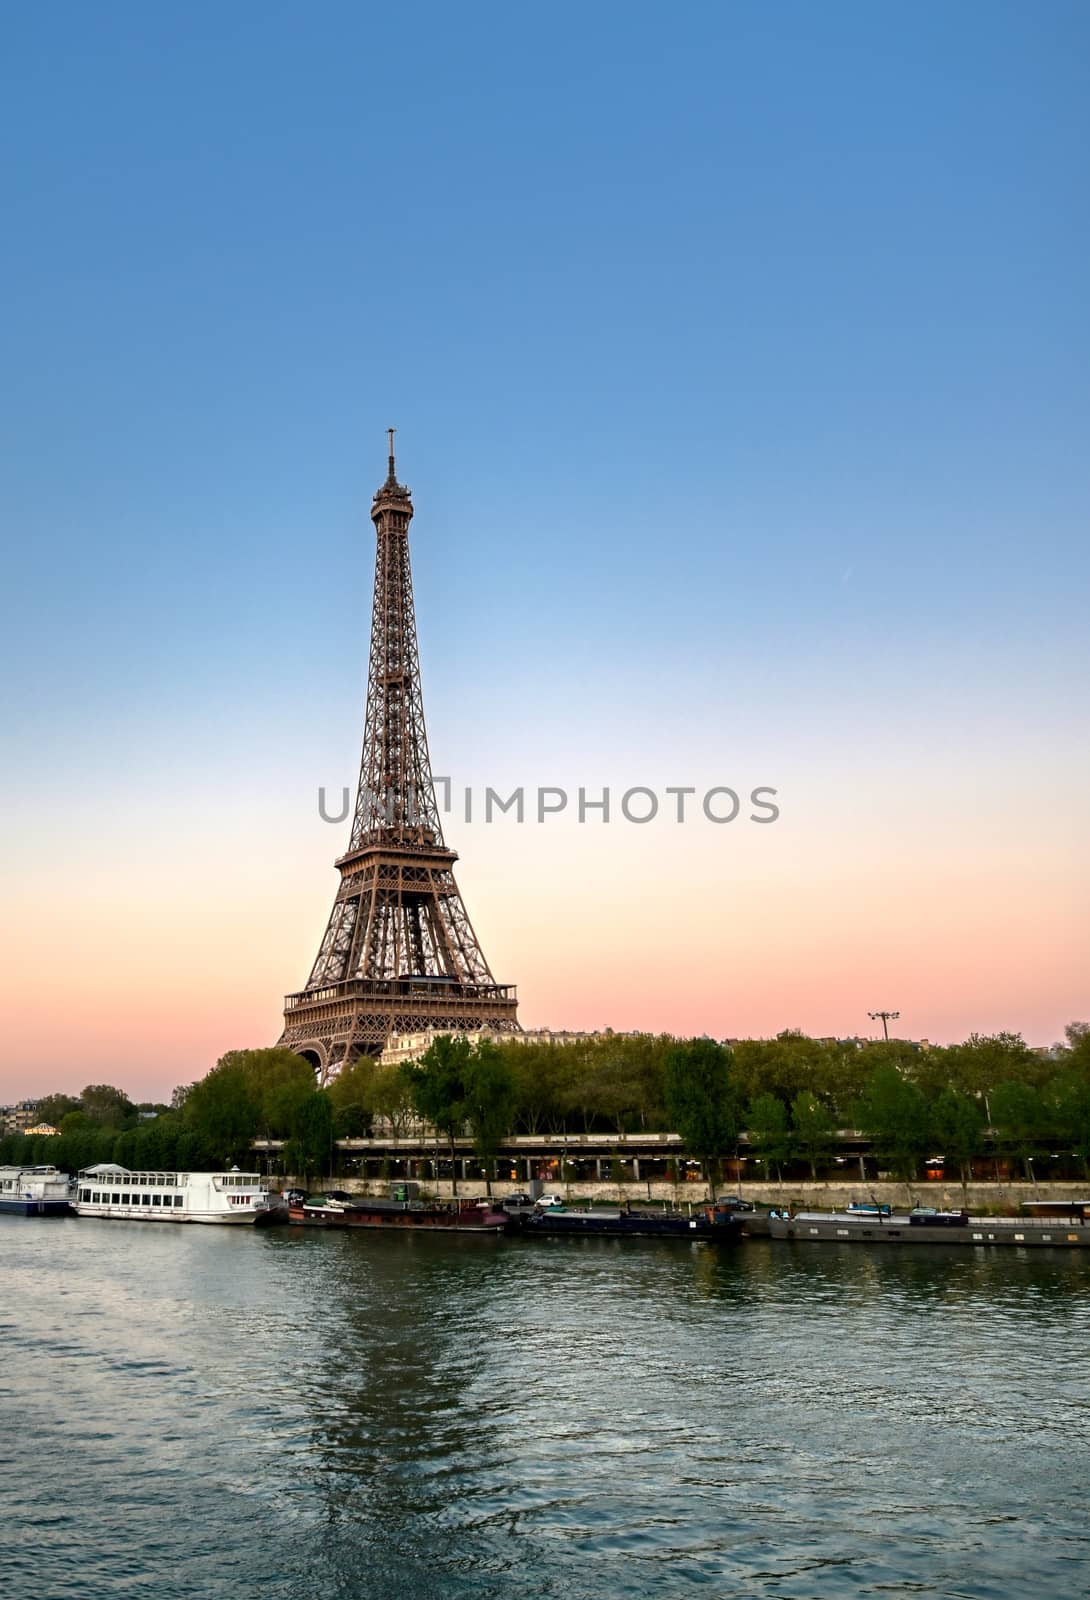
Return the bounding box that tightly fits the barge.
[289,1190,509,1233]
[522,1203,744,1242]
[768,1201,1090,1248]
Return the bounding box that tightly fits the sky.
[1,2,1087,1101]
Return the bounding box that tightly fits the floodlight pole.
[868,1009,900,1042]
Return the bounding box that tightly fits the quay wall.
[278,1176,1089,1211]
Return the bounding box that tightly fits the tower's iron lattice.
[278,437,519,1081]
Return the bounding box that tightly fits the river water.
[2,1216,1088,1599]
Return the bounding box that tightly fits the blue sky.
[1,2,1088,1089]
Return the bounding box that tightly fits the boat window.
[112,1192,121,1204]
[173,1195,183,1207]
[152,1194,162,1206]
[142,1194,151,1206]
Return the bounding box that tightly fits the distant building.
[23,1122,60,1137]
[1,1100,41,1134]
[379,1027,636,1068]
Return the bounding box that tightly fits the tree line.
[4,1023,1088,1187]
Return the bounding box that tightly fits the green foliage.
[790,1091,836,1179]
[406,1034,470,1139]
[215,1048,318,1138]
[663,1038,737,1197]
[404,1033,472,1193]
[371,1064,415,1138]
[282,1090,335,1185]
[35,1093,82,1126]
[182,1061,260,1167]
[1050,1071,1090,1176]
[461,1040,515,1192]
[990,1080,1049,1180]
[942,1033,1037,1094]
[746,1093,793,1180]
[80,1084,137,1128]
[8,1020,1088,1189]
[930,1089,985,1185]
[856,1065,930,1181]
[733,1032,826,1109]
[502,1041,574,1133]
[328,1056,378,1138]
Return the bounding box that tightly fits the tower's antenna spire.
[387,426,396,482]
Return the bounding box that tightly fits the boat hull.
[71,1205,266,1225]
[0,1196,71,1217]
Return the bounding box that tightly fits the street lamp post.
[868,1010,900,1042]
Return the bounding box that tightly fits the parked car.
[714,1195,755,1212]
[535,1194,565,1209]
[501,1192,534,1209]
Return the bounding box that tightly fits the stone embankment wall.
[280,1176,1087,1210]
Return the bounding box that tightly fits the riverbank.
[277,1176,1088,1211]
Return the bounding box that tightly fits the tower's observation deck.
[278,436,519,1080]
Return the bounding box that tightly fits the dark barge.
[768,1201,1090,1248]
[521,1203,744,1242]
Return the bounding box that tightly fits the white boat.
[0,1164,72,1217]
[72,1163,271,1225]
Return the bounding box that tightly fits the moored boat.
[0,1164,72,1216]
[289,1188,509,1233]
[768,1208,1090,1248]
[523,1202,744,1242]
[72,1163,271,1224]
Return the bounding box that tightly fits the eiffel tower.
[279,434,519,1081]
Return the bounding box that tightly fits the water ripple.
[1,1218,1088,1598]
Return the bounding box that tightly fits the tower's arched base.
[279,976,520,1084]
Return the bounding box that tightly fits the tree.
[990,1080,1048,1182]
[746,1093,793,1182]
[944,1032,1038,1095]
[664,1038,737,1200]
[1051,1069,1090,1178]
[328,1056,378,1139]
[371,1065,415,1140]
[1064,1023,1090,1084]
[930,1088,985,1190]
[36,1093,82,1127]
[282,1090,335,1187]
[81,1084,137,1128]
[856,1066,930,1181]
[791,1091,836,1180]
[405,1034,471,1194]
[214,1048,317,1140]
[182,1062,259,1167]
[733,1031,829,1109]
[506,1041,569,1134]
[461,1040,515,1195]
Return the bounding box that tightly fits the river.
[1,1216,1087,1598]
